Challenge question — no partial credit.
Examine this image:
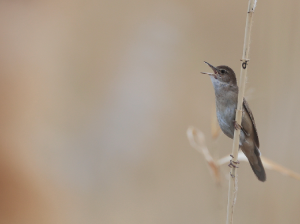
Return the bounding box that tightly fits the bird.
[201,61,266,182]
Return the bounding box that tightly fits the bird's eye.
[220,69,226,74]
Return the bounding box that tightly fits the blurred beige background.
[0,0,299,223]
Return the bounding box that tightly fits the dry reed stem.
[226,1,257,223]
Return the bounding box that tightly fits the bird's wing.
[243,98,260,148]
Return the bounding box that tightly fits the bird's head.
[201,61,237,86]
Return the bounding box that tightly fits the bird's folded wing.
[243,98,260,148]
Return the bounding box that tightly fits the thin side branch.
[226,1,257,224]
[187,127,300,182]
[187,126,221,183]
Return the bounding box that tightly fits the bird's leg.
[233,120,241,130]
[233,121,250,136]
[228,154,240,168]
[228,160,239,168]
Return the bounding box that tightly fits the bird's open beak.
[204,61,219,73]
[201,61,219,77]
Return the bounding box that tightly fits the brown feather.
[243,98,260,148]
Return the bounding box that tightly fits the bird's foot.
[229,155,240,165]
[233,121,241,130]
[233,121,250,136]
[233,160,240,164]
[228,160,239,168]
[230,172,235,178]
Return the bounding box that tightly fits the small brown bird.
[202,61,266,182]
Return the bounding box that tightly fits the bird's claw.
[228,160,239,168]
[230,155,240,164]
[233,160,240,164]
[233,121,250,136]
[233,121,242,130]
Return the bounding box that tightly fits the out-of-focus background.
[0,0,299,223]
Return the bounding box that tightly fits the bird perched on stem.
[202,61,266,182]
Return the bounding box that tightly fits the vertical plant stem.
[226,1,257,224]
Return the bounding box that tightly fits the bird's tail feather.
[249,154,266,182]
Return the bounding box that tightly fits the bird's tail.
[249,151,266,182]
